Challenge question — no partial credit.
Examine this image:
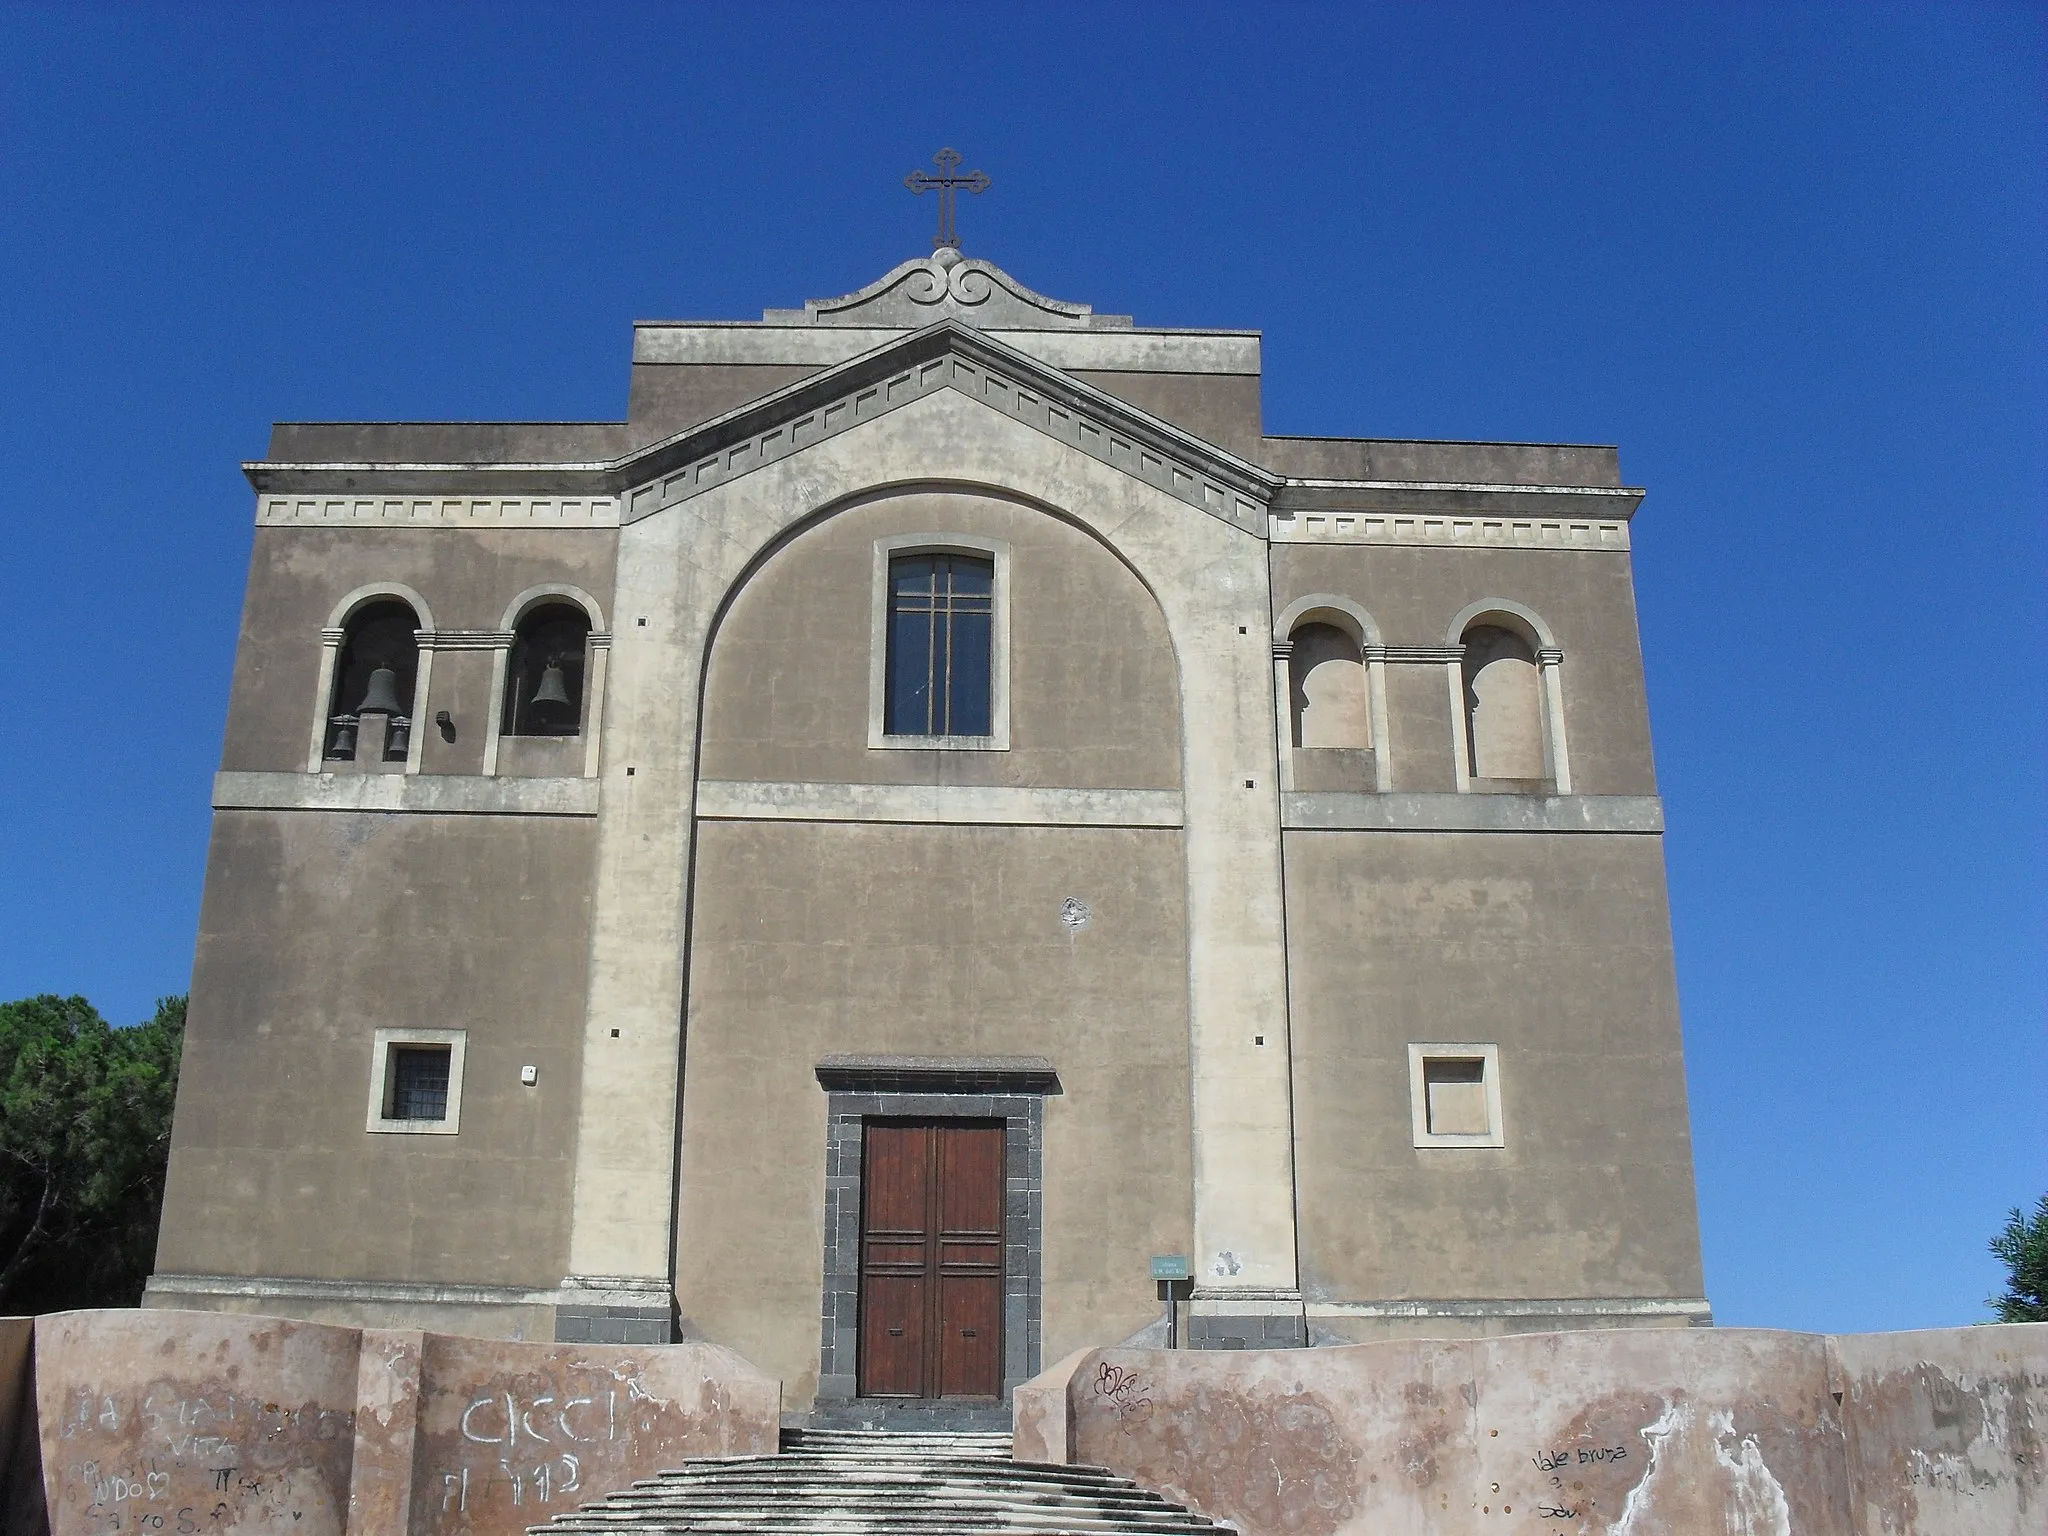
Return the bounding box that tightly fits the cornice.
[1271,504,1635,550]
[241,322,1640,543]
[256,492,620,528]
[1272,480,1644,524]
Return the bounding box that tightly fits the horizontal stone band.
[1283,792,1663,834]
[1306,1296,1711,1320]
[214,770,599,817]
[695,779,1183,828]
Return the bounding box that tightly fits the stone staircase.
[528,1427,1237,1534]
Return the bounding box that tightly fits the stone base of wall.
[143,1272,561,1342]
[2,1308,779,1536]
[1016,1323,2048,1536]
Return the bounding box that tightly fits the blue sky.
[0,3,2040,1336]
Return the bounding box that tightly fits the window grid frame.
[386,1044,453,1121]
[867,533,1012,752]
[885,553,996,738]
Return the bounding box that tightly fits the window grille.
[387,1044,452,1121]
[885,553,994,737]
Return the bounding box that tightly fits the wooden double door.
[858,1120,1005,1399]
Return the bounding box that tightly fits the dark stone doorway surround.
[814,1056,1057,1410]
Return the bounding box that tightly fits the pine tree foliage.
[1987,1193,2048,1323]
[0,994,185,1313]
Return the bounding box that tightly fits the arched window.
[325,600,420,762]
[1288,622,1371,749]
[884,552,994,738]
[1461,623,1545,782]
[502,602,592,738]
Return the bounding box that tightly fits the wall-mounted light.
[435,710,455,742]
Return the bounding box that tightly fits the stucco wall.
[1285,829,1702,1313]
[1068,369,1264,460]
[156,809,595,1306]
[626,361,822,442]
[222,526,617,776]
[1830,1326,2048,1536]
[1271,544,1656,797]
[1259,437,1624,487]
[697,488,1182,789]
[676,818,1193,1408]
[1022,1324,2048,1536]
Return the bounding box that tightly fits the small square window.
[367,1028,467,1135]
[1409,1043,1504,1148]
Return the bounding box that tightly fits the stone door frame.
[814,1056,1056,1404]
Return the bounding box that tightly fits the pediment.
[615,321,1273,535]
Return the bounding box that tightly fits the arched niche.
[1272,593,1388,792]
[1444,599,1570,793]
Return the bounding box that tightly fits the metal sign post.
[1150,1255,1191,1349]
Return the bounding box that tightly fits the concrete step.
[614,1459,1136,1488]
[799,1401,1016,1434]
[529,1429,1234,1536]
[572,1490,1206,1516]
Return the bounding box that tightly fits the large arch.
[560,386,1300,1358]
[681,485,1194,1394]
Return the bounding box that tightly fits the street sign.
[1150,1254,1190,1281]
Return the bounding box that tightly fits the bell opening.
[504,605,590,738]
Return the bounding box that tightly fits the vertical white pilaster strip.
[1178,538,1297,1297]
[583,636,611,780]
[1365,647,1392,793]
[481,642,510,776]
[1272,641,1295,794]
[1447,656,1473,792]
[307,630,343,773]
[1539,648,1572,795]
[404,643,434,775]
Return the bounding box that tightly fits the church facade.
[149,245,1709,1414]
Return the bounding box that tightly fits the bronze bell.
[358,665,404,715]
[531,661,571,709]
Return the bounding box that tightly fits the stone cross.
[905,148,991,251]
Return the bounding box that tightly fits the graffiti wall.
[1024,1323,2047,1536]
